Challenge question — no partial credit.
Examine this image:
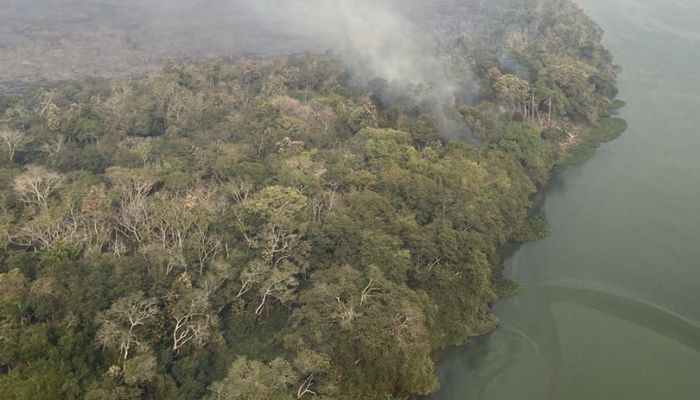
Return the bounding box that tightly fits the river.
[431,0,700,399]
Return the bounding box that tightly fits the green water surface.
[432,0,700,398]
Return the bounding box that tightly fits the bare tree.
[233,186,309,316]
[236,260,266,300]
[255,262,299,316]
[297,374,316,399]
[95,292,160,360]
[169,288,215,351]
[13,165,64,208]
[0,129,30,161]
[147,186,223,274]
[78,185,113,249]
[106,167,155,243]
[13,208,66,248]
[38,89,63,132]
[40,133,67,165]
[311,186,339,223]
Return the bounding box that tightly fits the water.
[431,0,700,399]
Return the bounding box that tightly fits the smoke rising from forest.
[2,0,482,139]
[254,0,442,83]
[250,0,473,140]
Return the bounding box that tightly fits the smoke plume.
[2,0,478,140]
[252,0,473,140]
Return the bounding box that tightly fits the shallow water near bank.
[431,0,700,399]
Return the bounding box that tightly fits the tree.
[195,143,254,184]
[146,186,223,275]
[38,89,64,132]
[494,73,531,115]
[292,349,332,399]
[0,129,30,161]
[13,165,65,209]
[96,292,160,360]
[285,265,438,397]
[254,261,299,316]
[40,133,67,165]
[234,186,309,314]
[120,137,154,166]
[26,277,67,322]
[79,184,113,249]
[105,167,156,243]
[0,269,28,327]
[492,122,553,183]
[168,287,217,352]
[207,357,296,400]
[13,205,66,248]
[123,352,157,386]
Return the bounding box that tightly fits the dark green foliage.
[490,122,554,184]
[609,99,626,111]
[495,278,523,299]
[513,214,552,243]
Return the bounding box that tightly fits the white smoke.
[251,0,472,140]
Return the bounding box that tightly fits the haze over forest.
[0,0,493,91]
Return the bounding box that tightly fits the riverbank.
[431,0,700,398]
[559,117,628,166]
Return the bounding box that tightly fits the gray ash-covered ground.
[0,0,496,92]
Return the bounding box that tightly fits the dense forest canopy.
[0,0,625,399]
